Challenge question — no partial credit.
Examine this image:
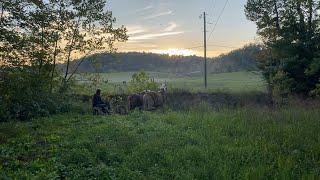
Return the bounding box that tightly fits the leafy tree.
[245,0,320,96]
[0,0,127,120]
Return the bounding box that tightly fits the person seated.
[92,89,110,115]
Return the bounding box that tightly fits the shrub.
[128,71,158,93]
[0,68,73,121]
[310,83,320,97]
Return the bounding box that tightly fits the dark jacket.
[92,94,104,107]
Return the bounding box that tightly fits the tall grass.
[1,105,319,179]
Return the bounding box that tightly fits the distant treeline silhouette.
[61,44,260,74]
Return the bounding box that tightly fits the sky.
[108,0,258,57]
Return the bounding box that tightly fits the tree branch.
[64,16,81,80]
[66,51,93,82]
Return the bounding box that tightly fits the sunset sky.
[109,0,258,57]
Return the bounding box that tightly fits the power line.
[204,0,217,23]
[207,0,229,42]
[184,44,238,50]
[211,0,217,13]
[207,44,238,49]
[185,45,203,49]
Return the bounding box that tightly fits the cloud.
[136,5,153,12]
[129,31,184,40]
[143,10,173,20]
[127,30,146,36]
[126,25,147,36]
[164,22,178,32]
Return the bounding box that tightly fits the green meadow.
[1,107,319,179]
[2,71,319,179]
[2,0,320,178]
[74,71,266,95]
[165,71,266,92]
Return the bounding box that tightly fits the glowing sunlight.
[151,48,196,56]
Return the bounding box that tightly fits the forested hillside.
[61,45,260,74]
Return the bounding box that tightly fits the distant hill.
[60,44,261,74]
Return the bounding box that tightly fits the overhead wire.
[207,0,229,42]
[207,44,238,48]
[185,45,203,49]
[182,0,231,52]
[184,44,237,50]
[211,0,218,14]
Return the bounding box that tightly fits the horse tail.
[127,95,132,111]
[143,94,149,111]
[144,94,155,111]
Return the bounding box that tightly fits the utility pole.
[203,12,207,89]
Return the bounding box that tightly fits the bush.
[0,68,73,121]
[310,83,320,97]
[0,92,72,122]
[128,71,158,93]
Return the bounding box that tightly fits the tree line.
[59,44,261,74]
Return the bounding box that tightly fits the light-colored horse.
[143,83,168,111]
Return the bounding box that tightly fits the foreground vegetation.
[1,106,319,179]
[1,0,319,179]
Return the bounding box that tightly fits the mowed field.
[74,71,266,94]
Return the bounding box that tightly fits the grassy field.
[2,71,318,179]
[74,71,266,95]
[1,106,320,179]
[165,71,266,92]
